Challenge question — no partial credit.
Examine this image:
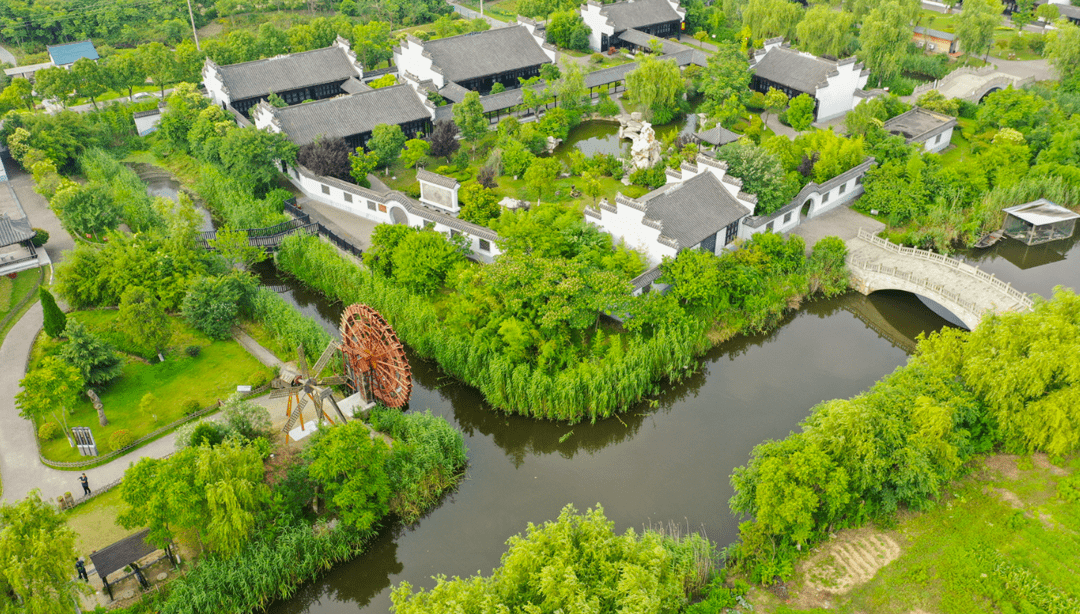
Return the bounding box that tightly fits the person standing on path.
[75,558,89,582]
[79,473,90,496]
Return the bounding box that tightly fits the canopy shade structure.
[1002,199,1080,246]
[88,529,162,600]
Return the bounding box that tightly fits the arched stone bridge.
[846,229,1033,330]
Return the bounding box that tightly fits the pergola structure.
[88,529,170,601]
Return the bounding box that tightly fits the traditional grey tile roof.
[631,264,663,289]
[216,45,359,101]
[640,172,750,249]
[601,0,683,32]
[417,168,459,189]
[0,214,35,247]
[752,47,837,94]
[617,28,668,49]
[913,25,956,41]
[270,85,431,146]
[882,107,957,143]
[88,529,157,580]
[585,63,638,89]
[422,26,552,84]
[339,77,372,95]
[437,81,471,103]
[695,126,740,147]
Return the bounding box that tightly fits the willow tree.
[0,492,88,613]
[624,56,685,123]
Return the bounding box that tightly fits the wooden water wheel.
[339,304,411,408]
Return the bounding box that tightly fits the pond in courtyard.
[553,111,702,160]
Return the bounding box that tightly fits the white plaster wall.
[202,61,229,107]
[581,3,614,51]
[923,126,954,153]
[251,104,276,133]
[815,61,869,121]
[332,36,365,77]
[419,181,460,213]
[394,39,443,88]
[590,204,674,267]
[287,166,501,262]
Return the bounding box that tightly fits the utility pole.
[187,0,201,51]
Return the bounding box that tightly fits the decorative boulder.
[629,122,662,170]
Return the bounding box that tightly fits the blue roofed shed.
[47,40,99,67]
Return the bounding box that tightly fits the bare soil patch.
[1032,453,1068,476]
[983,454,1020,480]
[991,487,1024,509]
[792,528,902,608]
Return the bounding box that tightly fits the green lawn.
[753,454,1080,613]
[455,0,517,22]
[64,488,139,559]
[939,117,975,167]
[0,267,43,348]
[32,310,274,464]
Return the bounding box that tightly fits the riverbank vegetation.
[854,85,1080,251]
[750,453,1080,613]
[274,224,849,423]
[112,409,467,614]
[391,503,715,612]
[727,288,1080,595]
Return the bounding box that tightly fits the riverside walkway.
[846,229,1033,329]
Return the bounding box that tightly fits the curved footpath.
[0,302,189,504]
[0,164,190,504]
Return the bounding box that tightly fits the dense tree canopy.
[0,492,86,614]
[391,504,712,613]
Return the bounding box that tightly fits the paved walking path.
[0,161,289,506]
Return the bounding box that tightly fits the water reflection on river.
[255,260,958,614]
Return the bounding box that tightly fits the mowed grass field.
[32,310,274,464]
[752,453,1080,614]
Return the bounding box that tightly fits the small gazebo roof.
[1003,199,1080,226]
[0,214,35,247]
[89,529,158,581]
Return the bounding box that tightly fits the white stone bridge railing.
[853,229,1034,310]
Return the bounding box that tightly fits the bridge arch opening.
[979,87,1003,103]
[867,289,970,330]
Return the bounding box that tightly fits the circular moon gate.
[339,304,412,408]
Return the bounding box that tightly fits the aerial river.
[260,233,1079,613]
[139,164,1080,613]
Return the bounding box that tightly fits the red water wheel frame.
[339,304,412,408]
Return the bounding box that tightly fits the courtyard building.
[203,37,365,117]
[580,0,685,52]
[586,154,757,268]
[749,38,869,122]
[251,84,433,150]
[395,25,556,96]
[882,107,957,154]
